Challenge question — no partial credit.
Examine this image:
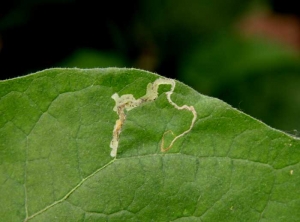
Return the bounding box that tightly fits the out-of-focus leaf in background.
[179,34,300,132]
[59,48,127,69]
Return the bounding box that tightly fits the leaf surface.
[0,68,299,221]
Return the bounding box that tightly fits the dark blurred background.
[1,0,300,134]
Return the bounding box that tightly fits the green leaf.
[1,68,299,221]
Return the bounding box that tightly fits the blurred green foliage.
[1,0,299,133]
[59,48,127,68]
[179,34,300,132]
